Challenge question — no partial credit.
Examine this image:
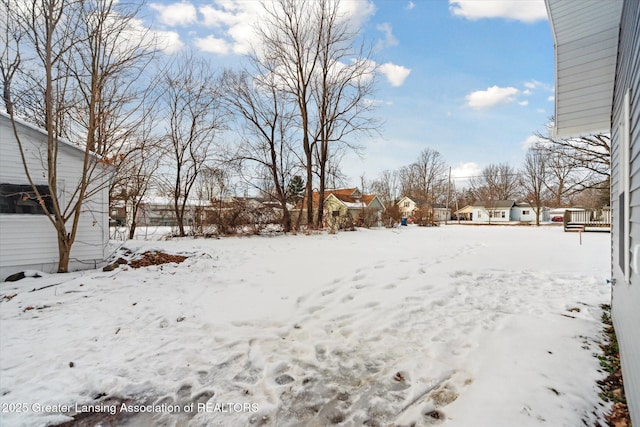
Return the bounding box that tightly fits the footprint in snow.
[275,374,295,385]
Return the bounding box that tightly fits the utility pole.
[445,166,451,225]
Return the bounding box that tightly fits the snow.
[0,225,611,426]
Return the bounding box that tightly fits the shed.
[0,113,112,280]
[546,0,639,422]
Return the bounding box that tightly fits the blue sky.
[144,0,554,186]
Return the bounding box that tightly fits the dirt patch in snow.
[128,251,188,268]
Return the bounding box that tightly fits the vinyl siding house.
[396,196,451,223]
[0,113,112,281]
[397,195,421,219]
[546,0,639,422]
[472,200,515,223]
[511,203,550,223]
[324,189,385,228]
[472,200,550,223]
[298,188,384,228]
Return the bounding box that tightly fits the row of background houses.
[117,192,564,231]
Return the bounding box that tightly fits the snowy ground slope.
[0,225,611,426]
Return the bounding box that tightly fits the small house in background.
[511,203,550,223]
[323,188,385,228]
[471,200,550,224]
[297,188,385,228]
[397,195,421,219]
[0,112,112,281]
[546,0,639,421]
[472,200,516,223]
[454,205,474,221]
[432,205,452,222]
[396,196,451,224]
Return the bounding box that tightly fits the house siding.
[546,0,623,137]
[610,0,640,423]
[0,114,110,280]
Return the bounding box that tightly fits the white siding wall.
[472,208,509,222]
[547,0,624,138]
[610,1,640,423]
[0,115,110,280]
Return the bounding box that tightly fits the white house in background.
[472,200,515,223]
[546,0,639,422]
[511,203,550,223]
[0,112,112,281]
[397,196,451,222]
[472,200,549,223]
[397,195,421,218]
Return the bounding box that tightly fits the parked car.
[551,216,563,222]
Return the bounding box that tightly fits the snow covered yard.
[0,225,611,426]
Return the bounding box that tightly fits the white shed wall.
[0,114,110,280]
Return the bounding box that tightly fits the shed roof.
[473,200,516,209]
[1,111,91,159]
[545,0,623,138]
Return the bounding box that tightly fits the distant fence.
[564,209,611,232]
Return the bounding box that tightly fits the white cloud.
[536,108,546,113]
[200,4,243,27]
[125,17,184,54]
[449,0,547,23]
[406,1,416,10]
[524,79,553,91]
[379,63,411,87]
[521,134,544,150]
[154,29,185,54]
[518,100,529,106]
[375,23,398,50]
[149,2,197,26]
[189,0,375,57]
[522,89,532,96]
[338,0,377,29]
[195,35,232,55]
[466,86,519,109]
[547,95,555,102]
[452,162,482,181]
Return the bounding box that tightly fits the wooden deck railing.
[563,209,611,231]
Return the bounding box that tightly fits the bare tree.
[470,163,520,223]
[221,69,300,232]
[158,52,224,237]
[413,148,447,206]
[256,0,318,226]
[520,146,548,225]
[255,0,378,228]
[310,0,378,227]
[6,0,156,272]
[537,121,610,195]
[0,0,23,115]
[109,105,162,239]
[398,163,420,198]
[540,145,581,207]
[369,169,399,208]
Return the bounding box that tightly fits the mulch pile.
[104,251,188,272]
[128,251,188,268]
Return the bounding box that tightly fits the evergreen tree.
[287,176,305,204]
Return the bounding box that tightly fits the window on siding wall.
[618,89,631,282]
[0,184,54,214]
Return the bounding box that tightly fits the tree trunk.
[281,205,291,232]
[305,150,314,227]
[56,228,71,273]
